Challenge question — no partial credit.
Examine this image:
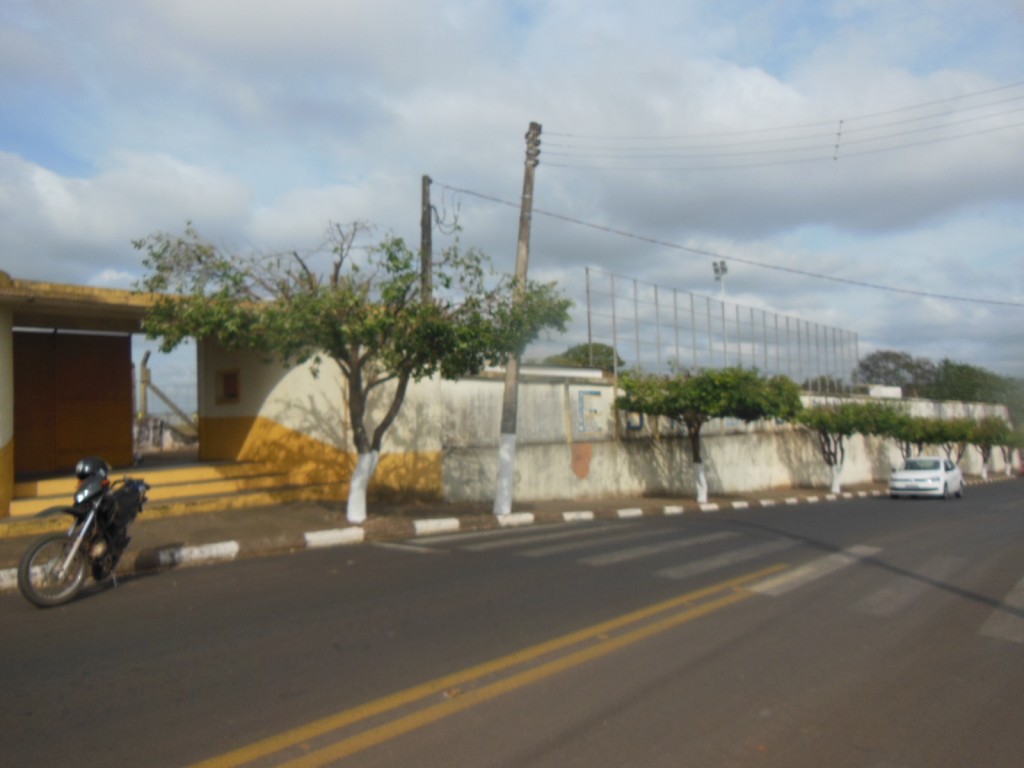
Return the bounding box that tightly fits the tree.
[933,417,974,465]
[856,350,935,397]
[999,427,1024,477]
[134,223,572,523]
[844,401,916,460]
[616,367,802,503]
[870,405,916,459]
[924,359,1004,404]
[543,342,623,374]
[971,417,1012,480]
[797,401,894,493]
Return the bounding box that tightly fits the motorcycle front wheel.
[18,534,88,607]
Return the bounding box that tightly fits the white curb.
[498,512,535,528]
[562,511,595,522]
[414,518,461,536]
[305,528,365,548]
[159,541,241,567]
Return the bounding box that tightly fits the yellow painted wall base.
[199,415,443,501]
[0,437,12,517]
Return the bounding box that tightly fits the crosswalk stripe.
[748,545,881,596]
[657,539,796,580]
[580,531,740,566]
[464,523,632,552]
[521,527,669,558]
[853,555,963,617]
[980,575,1024,643]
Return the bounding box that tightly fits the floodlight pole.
[713,259,728,298]
[493,121,541,517]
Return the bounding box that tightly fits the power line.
[546,80,1024,141]
[544,81,1024,170]
[433,182,1024,309]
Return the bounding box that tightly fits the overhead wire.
[432,182,1024,309]
[432,81,1024,308]
[544,81,1024,170]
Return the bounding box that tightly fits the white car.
[888,456,964,499]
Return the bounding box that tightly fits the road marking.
[853,555,963,617]
[981,574,1024,643]
[464,522,628,552]
[373,542,447,555]
[658,539,796,580]
[749,545,881,596]
[187,563,787,768]
[580,531,739,566]
[520,527,665,558]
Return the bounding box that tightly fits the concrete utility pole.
[493,121,541,517]
[421,175,432,302]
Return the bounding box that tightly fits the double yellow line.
[192,563,786,768]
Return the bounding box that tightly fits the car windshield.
[904,459,940,471]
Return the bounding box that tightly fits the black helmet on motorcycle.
[75,456,111,481]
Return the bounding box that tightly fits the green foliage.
[971,417,1013,464]
[543,342,623,374]
[932,417,974,463]
[924,359,1005,405]
[796,401,898,468]
[134,223,572,454]
[616,367,802,463]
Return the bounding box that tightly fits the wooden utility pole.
[493,121,541,516]
[420,175,432,301]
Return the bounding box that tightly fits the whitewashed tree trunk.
[695,462,708,504]
[493,433,516,516]
[830,462,843,494]
[980,462,989,481]
[346,450,380,524]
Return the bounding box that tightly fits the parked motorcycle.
[18,456,149,608]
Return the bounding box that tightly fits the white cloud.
[0,0,1021,377]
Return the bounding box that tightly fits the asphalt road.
[2,481,1022,767]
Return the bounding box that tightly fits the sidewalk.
[5,475,1014,594]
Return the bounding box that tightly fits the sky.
[2,0,1023,409]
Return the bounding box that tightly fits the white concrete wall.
[196,346,1013,502]
[200,342,443,453]
[440,377,1012,503]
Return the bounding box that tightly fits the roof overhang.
[0,271,155,334]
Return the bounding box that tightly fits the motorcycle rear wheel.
[18,534,88,607]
